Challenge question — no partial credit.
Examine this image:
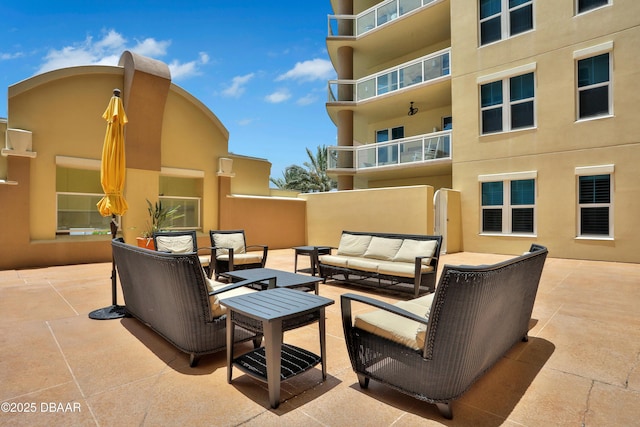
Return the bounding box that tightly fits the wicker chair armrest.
[340,293,429,326]
[210,276,277,295]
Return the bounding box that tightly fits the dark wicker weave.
[341,244,548,419]
[112,239,261,367]
[318,231,442,297]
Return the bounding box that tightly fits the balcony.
[327,130,451,173]
[328,0,442,38]
[328,49,450,104]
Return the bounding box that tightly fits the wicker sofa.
[317,231,442,297]
[112,239,264,367]
[341,244,548,419]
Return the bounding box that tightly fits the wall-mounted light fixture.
[408,101,418,116]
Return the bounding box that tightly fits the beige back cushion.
[363,236,403,261]
[212,233,246,256]
[155,235,194,253]
[337,234,372,257]
[393,239,438,265]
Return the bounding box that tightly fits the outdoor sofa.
[341,244,548,419]
[111,239,264,367]
[317,231,442,297]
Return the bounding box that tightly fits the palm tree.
[270,145,337,193]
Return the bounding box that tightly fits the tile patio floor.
[1,248,639,426]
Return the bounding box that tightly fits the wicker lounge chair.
[341,244,548,419]
[112,239,264,367]
[209,229,268,280]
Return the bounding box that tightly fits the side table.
[293,245,332,276]
[221,288,334,409]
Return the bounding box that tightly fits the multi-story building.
[325,0,640,263]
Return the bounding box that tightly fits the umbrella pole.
[89,215,127,320]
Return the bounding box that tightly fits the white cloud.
[222,73,254,97]
[296,93,317,106]
[1,51,24,60]
[276,58,334,82]
[265,89,291,104]
[34,29,205,81]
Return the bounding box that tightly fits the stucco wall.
[302,185,435,248]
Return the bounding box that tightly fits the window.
[578,174,612,237]
[56,166,113,235]
[480,173,536,234]
[159,173,203,230]
[577,53,611,119]
[577,0,609,14]
[480,0,533,46]
[376,126,404,165]
[481,72,535,134]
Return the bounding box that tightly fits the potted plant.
[136,199,184,249]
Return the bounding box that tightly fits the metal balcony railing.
[327,130,451,171]
[328,0,440,37]
[328,49,450,103]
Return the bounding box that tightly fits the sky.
[0,1,337,181]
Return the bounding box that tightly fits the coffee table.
[221,287,334,409]
[225,267,323,294]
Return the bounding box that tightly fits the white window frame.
[574,42,614,121]
[478,63,537,135]
[479,0,534,46]
[575,165,614,240]
[479,171,538,236]
[575,0,611,15]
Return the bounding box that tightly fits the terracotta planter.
[136,237,155,250]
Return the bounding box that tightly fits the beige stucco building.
[326,0,640,263]
[0,51,292,270]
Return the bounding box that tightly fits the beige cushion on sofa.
[363,236,403,260]
[212,233,246,256]
[337,234,372,257]
[354,293,435,350]
[318,254,349,268]
[346,257,380,273]
[377,260,434,278]
[393,239,438,265]
[206,278,256,318]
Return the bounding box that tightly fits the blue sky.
[0,1,337,181]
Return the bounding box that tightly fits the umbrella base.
[88,305,127,320]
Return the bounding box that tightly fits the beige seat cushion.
[346,257,380,273]
[318,254,349,268]
[354,293,435,350]
[363,236,403,261]
[377,260,434,278]
[212,233,246,256]
[393,239,438,265]
[337,234,372,257]
[216,253,263,265]
[206,278,257,318]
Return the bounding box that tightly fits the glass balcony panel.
[357,78,376,101]
[399,138,424,164]
[377,1,399,26]
[377,72,398,95]
[424,55,448,80]
[399,62,423,88]
[358,146,377,168]
[357,11,376,35]
[399,0,422,16]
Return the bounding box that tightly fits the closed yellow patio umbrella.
[90,88,128,320]
[97,88,128,217]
